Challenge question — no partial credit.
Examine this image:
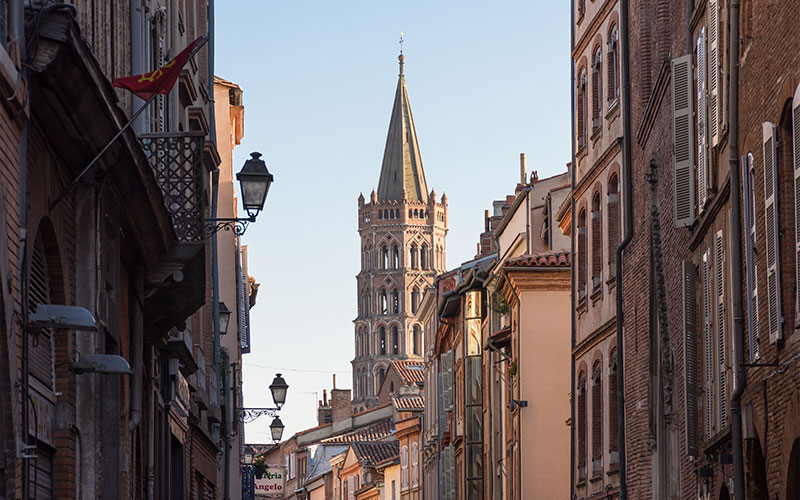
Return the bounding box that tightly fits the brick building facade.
[571,0,624,497]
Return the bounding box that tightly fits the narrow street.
[0,1,798,500]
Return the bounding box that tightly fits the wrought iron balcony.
[139,131,206,243]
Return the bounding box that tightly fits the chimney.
[333,374,337,389]
[330,387,352,425]
[520,153,527,184]
[484,209,490,232]
[317,389,333,426]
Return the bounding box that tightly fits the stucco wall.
[519,287,571,498]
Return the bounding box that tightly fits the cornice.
[573,138,623,200]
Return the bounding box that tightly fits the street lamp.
[269,373,289,408]
[218,301,232,335]
[239,373,289,438]
[270,417,285,443]
[206,152,274,235]
[237,152,274,220]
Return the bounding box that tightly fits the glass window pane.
[466,444,483,479]
[466,357,482,405]
[467,406,482,442]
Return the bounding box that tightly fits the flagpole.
[48,36,209,212]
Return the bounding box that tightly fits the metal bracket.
[239,407,280,424]
[205,217,254,237]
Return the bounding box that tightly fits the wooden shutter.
[763,122,782,343]
[708,0,720,146]
[672,54,696,227]
[578,221,587,297]
[714,231,728,430]
[743,154,760,362]
[792,84,800,318]
[682,261,699,456]
[592,205,602,286]
[702,249,715,438]
[443,350,454,411]
[697,29,709,211]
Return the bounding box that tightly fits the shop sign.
[254,465,285,498]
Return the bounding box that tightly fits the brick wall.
[738,0,800,497]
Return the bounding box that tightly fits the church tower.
[352,52,448,411]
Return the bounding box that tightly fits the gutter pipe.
[727,1,746,498]
[615,0,633,497]
[569,0,576,497]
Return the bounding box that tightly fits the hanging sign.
[254,464,285,498]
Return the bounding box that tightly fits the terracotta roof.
[351,440,400,466]
[504,251,571,268]
[392,396,424,411]
[320,419,394,444]
[391,360,425,385]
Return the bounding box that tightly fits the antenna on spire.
[398,30,405,76]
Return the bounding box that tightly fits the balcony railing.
[139,131,205,243]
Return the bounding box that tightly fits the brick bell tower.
[352,51,448,411]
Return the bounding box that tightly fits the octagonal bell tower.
[352,52,448,411]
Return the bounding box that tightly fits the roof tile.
[504,251,571,268]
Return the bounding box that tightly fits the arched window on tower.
[411,288,419,314]
[378,368,386,391]
[410,244,418,269]
[380,290,388,315]
[379,327,386,355]
[382,246,389,269]
[392,326,400,355]
[393,245,400,268]
[421,244,428,270]
[393,289,400,314]
[413,325,421,355]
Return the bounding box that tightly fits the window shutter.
[672,54,696,227]
[702,249,715,438]
[443,350,454,411]
[697,29,709,211]
[592,206,602,286]
[743,153,760,362]
[792,84,800,319]
[714,231,728,430]
[708,0,720,146]
[681,261,699,457]
[763,122,782,344]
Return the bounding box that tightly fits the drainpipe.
[615,0,633,497]
[728,1,745,498]
[569,0,576,495]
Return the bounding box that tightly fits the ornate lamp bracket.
[205,216,255,237]
[240,407,280,424]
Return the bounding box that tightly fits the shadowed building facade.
[352,53,448,412]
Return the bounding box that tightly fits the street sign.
[253,464,285,498]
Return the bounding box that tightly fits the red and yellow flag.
[113,36,206,100]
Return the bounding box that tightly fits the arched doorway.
[747,436,769,500]
[788,438,800,500]
[719,484,730,500]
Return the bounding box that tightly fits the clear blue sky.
[215,1,571,441]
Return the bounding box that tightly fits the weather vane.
[399,30,404,55]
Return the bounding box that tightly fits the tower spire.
[376,48,428,202]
